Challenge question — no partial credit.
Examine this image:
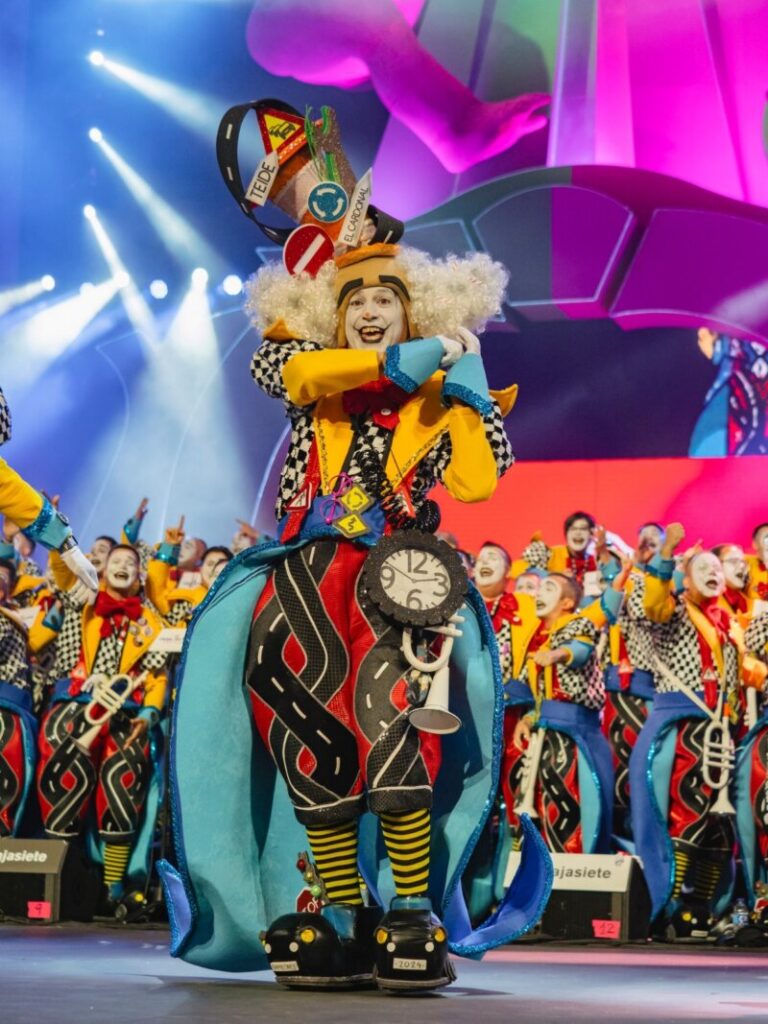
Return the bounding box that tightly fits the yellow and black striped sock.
[671,845,691,901]
[692,857,723,903]
[306,821,363,906]
[103,843,131,891]
[380,809,431,898]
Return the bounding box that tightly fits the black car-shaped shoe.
[373,896,456,991]
[262,903,382,988]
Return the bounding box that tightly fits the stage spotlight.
[149,279,168,300]
[96,57,224,148]
[88,127,103,143]
[89,50,105,67]
[84,206,158,348]
[0,277,122,389]
[40,275,56,292]
[0,278,49,316]
[92,135,224,274]
[191,267,208,290]
[83,204,96,220]
[222,274,243,296]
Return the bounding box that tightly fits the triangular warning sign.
[284,481,315,513]
[258,107,306,160]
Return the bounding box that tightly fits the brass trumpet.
[73,671,148,754]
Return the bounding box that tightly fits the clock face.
[379,548,452,612]
[363,529,468,627]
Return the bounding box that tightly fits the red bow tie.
[342,379,410,430]
[700,598,732,641]
[94,592,143,637]
[723,587,747,615]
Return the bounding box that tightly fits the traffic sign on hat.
[282,224,335,277]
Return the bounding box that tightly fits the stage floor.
[2,925,768,1023]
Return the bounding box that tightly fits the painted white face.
[754,527,768,563]
[200,551,229,589]
[565,518,592,553]
[89,538,114,576]
[720,546,749,590]
[474,545,509,590]
[344,286,406,352]
[637,525,663,563]
[515,573,540,597]
[535,576,564,618]
[104,549,140,594]
[688,552,725,599]
[180,537,202,568]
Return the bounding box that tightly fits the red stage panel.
[437,456,768,556]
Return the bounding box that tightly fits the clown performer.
[36,543,168,916]
[734,610,768,914]
[746,523,768,607]
[514,511,601,599]
[629,524,765,940]
[147,516,232,626]
[158,98,551,993]
[0,557,36,836]
[713,543,754,629]
[595,523,666,841]
[505,572,617,855]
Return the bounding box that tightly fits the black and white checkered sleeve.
[0,618,30,689]
[746,613,768,660]
[250,339,324,406]
[485,398,514,477]
[0,388,12,446]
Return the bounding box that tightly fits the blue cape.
[630,692,734,919]
[0,680,37,835]
[538,699,614,854]
[159,539,552,971]
[735,716,767,901]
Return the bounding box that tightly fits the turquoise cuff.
[600,587,623,625]
[442,352,493,415]
[563,639,592,668]
[123,516,142,545]
[137,706,160,726]
[154,543,180,565]
[599,556,620,583]
[42,604,64,632]
[646,554,675,581]
[21,497,73,551]
[0,541,17,562]
[384,338,443,393]
[672,568,685,593]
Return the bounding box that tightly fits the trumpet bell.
[408,704,461,735]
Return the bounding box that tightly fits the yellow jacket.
[0,457,44,530]
[282,349,516,505]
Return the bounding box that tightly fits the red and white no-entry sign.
[282,224,335,277]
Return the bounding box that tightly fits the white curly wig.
[245,247,508,347]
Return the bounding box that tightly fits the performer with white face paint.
[515,511,599,597]
[500,572,614,854]
[630,525,766,940]
[36,544,169,915]
[713,544,753,627]
[747,523,768,603]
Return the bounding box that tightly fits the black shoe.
[663,900,713,943]
[262,904,381,988]
[114,889,149,924]
[373,897,455,992]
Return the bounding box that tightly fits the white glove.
[62,545,99,592]
[436,335,464,368]
[456,326,481,354]
[67,579,98,608]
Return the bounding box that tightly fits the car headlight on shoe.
[432,926,447,943]
[299,927,317,944]
[375,928,390,945]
